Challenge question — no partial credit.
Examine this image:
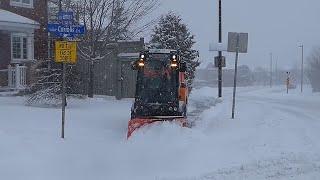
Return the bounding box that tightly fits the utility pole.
[217,0,223,97]
[270,53,273,88]
[299,45,304,93]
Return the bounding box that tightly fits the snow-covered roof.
[0,9,40,31]
[148,49,176,54]
[117,39,143,43]
[117,53,140,58]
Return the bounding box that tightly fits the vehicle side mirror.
[179,62,187,72]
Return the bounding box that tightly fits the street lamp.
[298,45,304,93]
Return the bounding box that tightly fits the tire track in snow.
[238,95,320,152]
[161,154,320,180]
[187,97,221,127]
[198,154,320,180]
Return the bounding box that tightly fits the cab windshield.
[139,56,177,103]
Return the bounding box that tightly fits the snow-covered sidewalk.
[1,86,320,180]
[189,86,320,180]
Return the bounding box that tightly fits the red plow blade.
[127,117,188,139]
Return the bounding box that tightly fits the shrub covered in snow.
[26,60,83,107]
[26,85,62,107]
[25,60,62,107]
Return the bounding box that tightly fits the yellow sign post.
[54,40,77,139]
[55,41,77,64]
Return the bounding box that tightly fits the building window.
[11,34,29,61]
[10,0,33,8]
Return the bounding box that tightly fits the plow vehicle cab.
[127,49,189,138]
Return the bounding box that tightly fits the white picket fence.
[7,65,27,90]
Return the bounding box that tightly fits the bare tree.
[307,47,320,92]
[75,0,159,97]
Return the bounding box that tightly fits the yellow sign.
[55,41,77,64]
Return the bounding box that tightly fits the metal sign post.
[61,62,66,138]
[58,0,65,139]
[54,41,77,139]
[49,7,85,139]
[231,34,240,119]
[286,72,290,94]
[228,32,248,119]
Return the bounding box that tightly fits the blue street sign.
[58,11,74,25]
[58,11,74,21]
[48,23,86,38]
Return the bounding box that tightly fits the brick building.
[0,0,48,89]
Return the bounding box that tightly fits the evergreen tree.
[150,12,200,88]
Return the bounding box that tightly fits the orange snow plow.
[127,49,189,138]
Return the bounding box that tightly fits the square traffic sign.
[227,32,248,53]
[55,41,77,64]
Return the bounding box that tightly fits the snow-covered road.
[0,86,320,180]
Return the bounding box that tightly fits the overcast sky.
[146,0,320,70]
